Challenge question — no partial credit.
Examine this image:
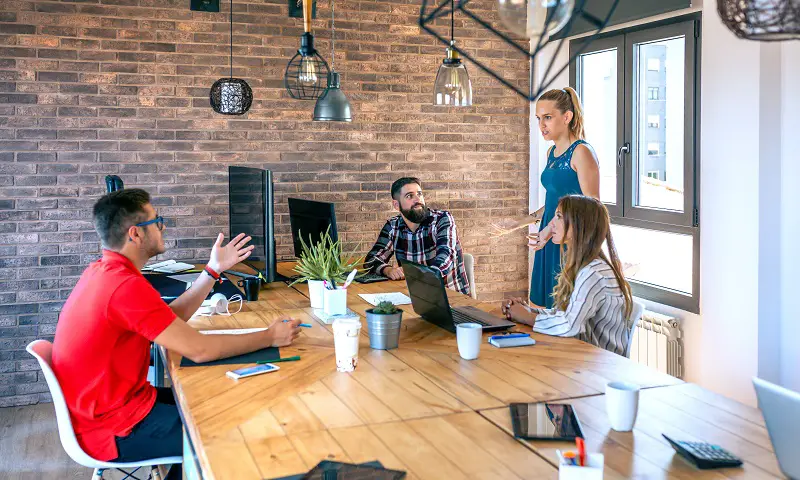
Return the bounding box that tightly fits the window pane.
[578,49,617,205]
[610,224,693,295]
[634,36,684,212]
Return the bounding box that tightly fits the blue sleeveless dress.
[530,140,586,308]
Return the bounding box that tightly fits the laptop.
[403,260,515,333]
[753,377,800,480]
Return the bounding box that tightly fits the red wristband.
[204,265,222,283]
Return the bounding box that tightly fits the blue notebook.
[268,461,397,480]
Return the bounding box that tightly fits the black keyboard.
[450,308,490,327]
[354,273,389,284]
[663,434,743,469]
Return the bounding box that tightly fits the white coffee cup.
[606,381,640,431]
[456,323,482,360]
[332,318,361,372]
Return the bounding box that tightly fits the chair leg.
[150,466,163,480]
[91,469,104,480]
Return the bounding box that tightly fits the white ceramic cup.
[323,287,347,316]
[456,323,482,360]
[606,381,640,431]
[332,318,361,372]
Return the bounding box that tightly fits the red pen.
[576,437,586,467]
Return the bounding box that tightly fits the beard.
[400,203,430,224]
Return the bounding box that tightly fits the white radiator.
[629,311,683,378]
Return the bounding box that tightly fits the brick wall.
[0,0,529,406]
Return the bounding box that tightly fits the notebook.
[179,346,279,367]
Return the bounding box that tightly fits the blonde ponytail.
[538,87,586,140]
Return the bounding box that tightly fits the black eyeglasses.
[135,215,164,231]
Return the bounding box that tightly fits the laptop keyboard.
[450,308,490,327]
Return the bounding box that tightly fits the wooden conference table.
[161,264,782,480]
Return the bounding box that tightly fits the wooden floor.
[0,403,138,480]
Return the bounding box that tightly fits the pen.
[576,437,586,467]
[257,356,301,364]
[489,333,529,340]
[282,320,312,328]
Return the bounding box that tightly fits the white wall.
[780,42,800,392]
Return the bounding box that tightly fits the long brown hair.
[552,195,632,318]
[538,87,585,140]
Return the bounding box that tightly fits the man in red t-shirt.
[52,189,300,477]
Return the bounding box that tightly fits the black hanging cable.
[331,0,335,71]
[450,0,454,43]
[229,0,233,79]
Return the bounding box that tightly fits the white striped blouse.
[532,258,630,356]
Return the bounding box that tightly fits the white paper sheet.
[199,328,267,335]
[358,293,413,306]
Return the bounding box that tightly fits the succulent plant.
[372,300,399,315]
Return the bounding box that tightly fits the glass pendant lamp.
[433,0,472,106]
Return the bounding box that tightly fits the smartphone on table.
[226,363,280,380]
[509,402,585,440]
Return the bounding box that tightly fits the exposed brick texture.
[0,0,529,406]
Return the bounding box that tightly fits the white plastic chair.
[26,340,182,480]
[624,302,645,358]
[463,253,477,299]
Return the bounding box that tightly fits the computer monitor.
[288,198,338,258]
[228,166,285,283]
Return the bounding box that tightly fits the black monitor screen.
[228,166,269,277]
[288,198,338,258]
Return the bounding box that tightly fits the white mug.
[606,381,640,431]
[456,323,482,360]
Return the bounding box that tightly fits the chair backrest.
[624,302,645,358]
[26,340,99,467]
[753,377,800,480]
[462,253,477,299]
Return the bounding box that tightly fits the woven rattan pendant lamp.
[209,0,253,115]
[718,0,800,41]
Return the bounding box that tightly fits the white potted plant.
[291,228,362,309]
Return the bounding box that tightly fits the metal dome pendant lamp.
[209,0,253,115]
[433,0,472,106]
[313,0,352,122]
[285,0,330,100]
[718,0,800,41]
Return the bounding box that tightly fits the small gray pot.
[365,309,403,350]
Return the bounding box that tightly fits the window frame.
[569,15,701,314]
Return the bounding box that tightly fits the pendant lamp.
[433,0,472,106]
[209,0,253,115]
[284,0,330,100]
[313,0,352,122]
[718,0,800,41]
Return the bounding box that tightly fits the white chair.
[462,253,477,299]
[624,302,645,358]
[26,340,182,480]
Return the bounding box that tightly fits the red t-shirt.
[52,250,176,461]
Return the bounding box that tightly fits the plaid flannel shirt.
[364,209,470,295]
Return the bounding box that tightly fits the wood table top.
[162,263,778,480]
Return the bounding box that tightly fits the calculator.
[662,434,743,469]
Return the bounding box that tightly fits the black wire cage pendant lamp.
[210,0,253,115]
[285,0,330,100]
[718,0,800,41]
[433,0,472,106]
[420,0,621,101]
[313,0,352,121]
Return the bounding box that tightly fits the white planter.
[307,280,325,309]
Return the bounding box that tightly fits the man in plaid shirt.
[364,177,470,295]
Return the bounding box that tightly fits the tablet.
[509,402,585,441]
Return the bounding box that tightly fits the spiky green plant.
[372,300,399,315]
[290,227,364,286]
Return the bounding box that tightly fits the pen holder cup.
[323,288,348,316]
[558,453,603,480]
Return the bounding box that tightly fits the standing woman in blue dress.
[494,88,600,308]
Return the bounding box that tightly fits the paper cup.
[332,318,361,372]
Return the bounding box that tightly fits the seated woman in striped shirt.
[501,195,633,356]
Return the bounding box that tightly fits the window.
[571,17,700,313]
